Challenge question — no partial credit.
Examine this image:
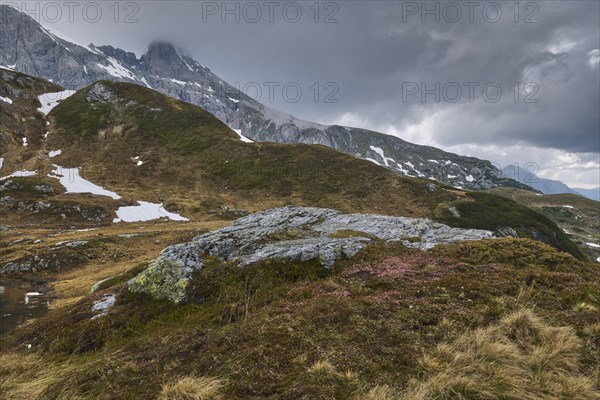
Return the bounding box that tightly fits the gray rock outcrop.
[128,206,494,303]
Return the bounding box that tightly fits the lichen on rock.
[128,258,192,303]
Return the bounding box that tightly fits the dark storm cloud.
[17,0,600,184]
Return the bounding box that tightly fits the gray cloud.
[20,0,600,186]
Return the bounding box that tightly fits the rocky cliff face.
[0,4,531,191]
[128,206,495,302]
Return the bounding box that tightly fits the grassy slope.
[48,81,457,220]
[1,239,598,399]
[490,187,600,260]
[437,192,586,259]
[0,69,62,169]
[46,81,583,258]
[1,77,597,399]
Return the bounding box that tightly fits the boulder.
[129,206,494,303]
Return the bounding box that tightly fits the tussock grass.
[307,360,337,377]
[0,352,97,400]
[584,322,600,337]
[358,384,398,400]
[400,309,599,400]
[159,376,224,400]
[573,302,598,313]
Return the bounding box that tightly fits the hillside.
[46,80,459,220]
[1,238,598,399]
[490,187,600,261]
[0,73,597,400]
[0,70,584,259]
[0,67,62,170]
[0,4,534,191]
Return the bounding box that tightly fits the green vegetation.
[438,192,585,259]
[1,239,598,399]
[2,75,595,398]
[45,81,584,257]
[0,69,61,159]
[330,229,381,241]
[489,187,599,261]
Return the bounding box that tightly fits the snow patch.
[113,201,189,223]
[0,96,13,104]
[369,146,396,167]
[48,150,62,158]
[96,57,136,80]
[37,90,77,115]
[233,129,254,143]
[170,78,187,85]
[228,97,240,103]
[22,137,28,147]
[586,242,600,249]
[0,170,36,181]
[562,205,574,209]
[49,165,121,199]
[141,77,152,88]
[42,25,101,56]
[403,161,424,177]
[466,175,474,182]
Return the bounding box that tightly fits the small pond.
[0,279,51,336]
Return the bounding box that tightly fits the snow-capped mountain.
[0,4,527,190]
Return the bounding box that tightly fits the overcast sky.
[22,0,600,188]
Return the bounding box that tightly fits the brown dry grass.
[158,376,224,400]
[358,385,398,400]
[400,309,600,400]
[0,352,95,400]
[307,360,337,377]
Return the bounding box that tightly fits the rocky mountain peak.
[96,45,139,69]
[140,41,197,76]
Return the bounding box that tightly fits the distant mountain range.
[0,4,533,191]
[502,165,599,201]
[572,187,600,202]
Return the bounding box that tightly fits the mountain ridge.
[502,165,599,201]
[0,4,533,191]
